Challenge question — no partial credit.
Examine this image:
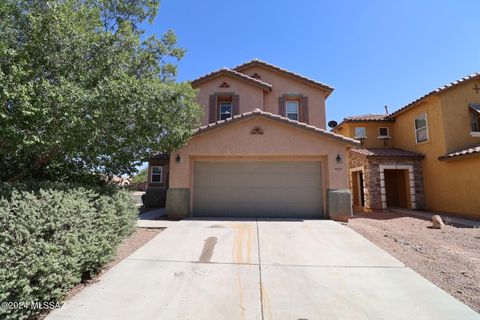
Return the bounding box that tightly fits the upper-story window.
[415,113,428,143]
[286,101,299,120]
[219,101,232,121]
[378,127,389,138]
[151,166,163,183]
[469,104,480,133]
[354,127,366,139]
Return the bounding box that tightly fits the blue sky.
[144,0,480,123]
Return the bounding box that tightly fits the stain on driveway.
[198,236,217,262]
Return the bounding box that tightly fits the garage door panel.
[193,161,323,218]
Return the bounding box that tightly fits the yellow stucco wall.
[393,85,480,218]
[334,122,395,148]
[386,92,480,217]
[438,80,480,153]
[334,80,480,218]
[233,65,329,128]
[169,116,351,214]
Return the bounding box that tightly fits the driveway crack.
[256,219,265,320]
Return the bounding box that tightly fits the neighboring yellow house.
[147,59,359,218]
[334,73,480,219]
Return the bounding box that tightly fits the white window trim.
[377,127,390,139]
[151,166,163,183]
[414,113,429,144]
[470,131,480,137]
[354,127,367,139]
[285,100,299,120]
[219,101,232,120]
[470,108,480,132]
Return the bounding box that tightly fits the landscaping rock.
[432,215,445,229]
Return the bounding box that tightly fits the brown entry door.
[384,169,408,208]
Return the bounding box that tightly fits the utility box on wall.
[327,189,353,222]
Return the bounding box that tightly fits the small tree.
[131,168,148,184]
[0,0,202,182]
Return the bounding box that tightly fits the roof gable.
[194,108,359,146]
[190,67,272,91]
[390,72,480,117]
[232,59,334,95]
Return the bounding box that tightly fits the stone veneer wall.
[348,151,425,211]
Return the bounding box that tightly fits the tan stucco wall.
[169,117,350,214]
[236,65,329,128]
[194,75,265,125]
[334,122,395,148]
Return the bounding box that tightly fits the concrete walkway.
[48,219,479,320]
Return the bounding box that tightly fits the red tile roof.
[439,144,480,161]
[350,148,424,159]
[194,108,360,146]
[334,114,393,130]
[390,72,480,117]
[343,114,392,122]
[190,67,272,91]
[232,59,334,95]
[149,153,170,161]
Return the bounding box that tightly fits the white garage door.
[193,161,323,218]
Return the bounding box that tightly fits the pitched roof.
[232,59,334,95]
[439,144,480,161]
[343,114,391,122]
[350,148,424,159]
[150,152,170,161]
[333,113,393,131]
[194,108,360,146]
[190,67,272,91]
[390,72,480,117]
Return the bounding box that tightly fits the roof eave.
[438,152,480,161]
[233,60,335,95]
[190,70,272,92]
[193,110,360,147]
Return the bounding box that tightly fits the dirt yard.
[348,211,480,312]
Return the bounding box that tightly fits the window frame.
[150,166,163,183]
[470,109,480,132]
[414,113,429,144]
[219,101,233,121]
[285,100,299,121]
[354,127,367,139]
[378,127,390,138]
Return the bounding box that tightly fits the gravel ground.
[348,211,480,312]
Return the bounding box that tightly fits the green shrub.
[0,183,137,320]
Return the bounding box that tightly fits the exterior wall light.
[176,154,181,163]
[336,154,342,163]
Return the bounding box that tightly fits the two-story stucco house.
[147,59,359,219]
[333,73,480,219]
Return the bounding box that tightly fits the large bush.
[0,183,137,320]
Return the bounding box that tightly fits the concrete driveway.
[48,219,479,320]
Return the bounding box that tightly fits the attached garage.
[193,161,323,218]
[163,111,359,219]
